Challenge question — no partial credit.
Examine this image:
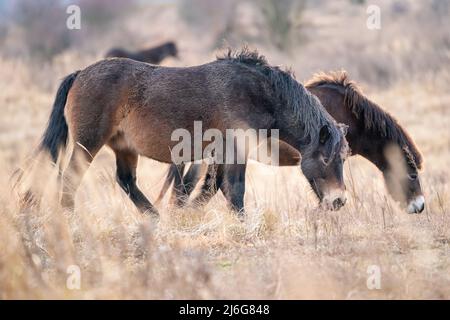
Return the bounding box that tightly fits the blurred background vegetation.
[0,0,448,88]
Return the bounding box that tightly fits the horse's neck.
[276,123,311,156]
[350,133,390,173]
[309,85,391,174]
[331,105,392,173]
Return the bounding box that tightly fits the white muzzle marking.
[407,195,425,214]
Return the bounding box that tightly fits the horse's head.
[301,123,349,211]
[383,145,424,214]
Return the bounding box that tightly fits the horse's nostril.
[332,198,345,210]
[408,196,425,214]
[418,202,425,213]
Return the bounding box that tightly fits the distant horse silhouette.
[160,71,424,214]
[34,48,348,218]
[105,41,178,64]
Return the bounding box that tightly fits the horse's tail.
[39,71,80,163]
[155,164,180,204]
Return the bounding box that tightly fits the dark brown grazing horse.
[105,41,178,64]
[160,71,425,214]
[35,49,348,218]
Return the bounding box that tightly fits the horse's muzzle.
[321,192,347,211]
[332,197,346,210]
[407,195,425,214]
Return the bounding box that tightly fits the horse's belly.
[118,109,217,163]
[118,119,178,163]
[118,101,274,163]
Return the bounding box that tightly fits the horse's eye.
[408,173,418,181]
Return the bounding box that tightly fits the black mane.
[306,70,423,169]
[217,47,270,68]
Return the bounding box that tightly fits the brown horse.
[160,71,425,214]
[36,49,348,218]
[105,41,178,64]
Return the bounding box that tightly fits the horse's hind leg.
[112,147,158,216]
[61,144,96,210]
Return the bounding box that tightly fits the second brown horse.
[105,41,178,64]
[160,71,425,214]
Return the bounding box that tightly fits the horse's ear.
[319,125,331,144]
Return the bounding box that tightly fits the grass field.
[0,0,449,299]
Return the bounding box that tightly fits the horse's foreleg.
[191,162,247,217]
[220,164,247,218]
[114,149,158,216]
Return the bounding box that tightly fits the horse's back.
[68,57,272,119]
[69,57,274,129]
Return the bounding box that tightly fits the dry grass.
[0,0,449,299]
